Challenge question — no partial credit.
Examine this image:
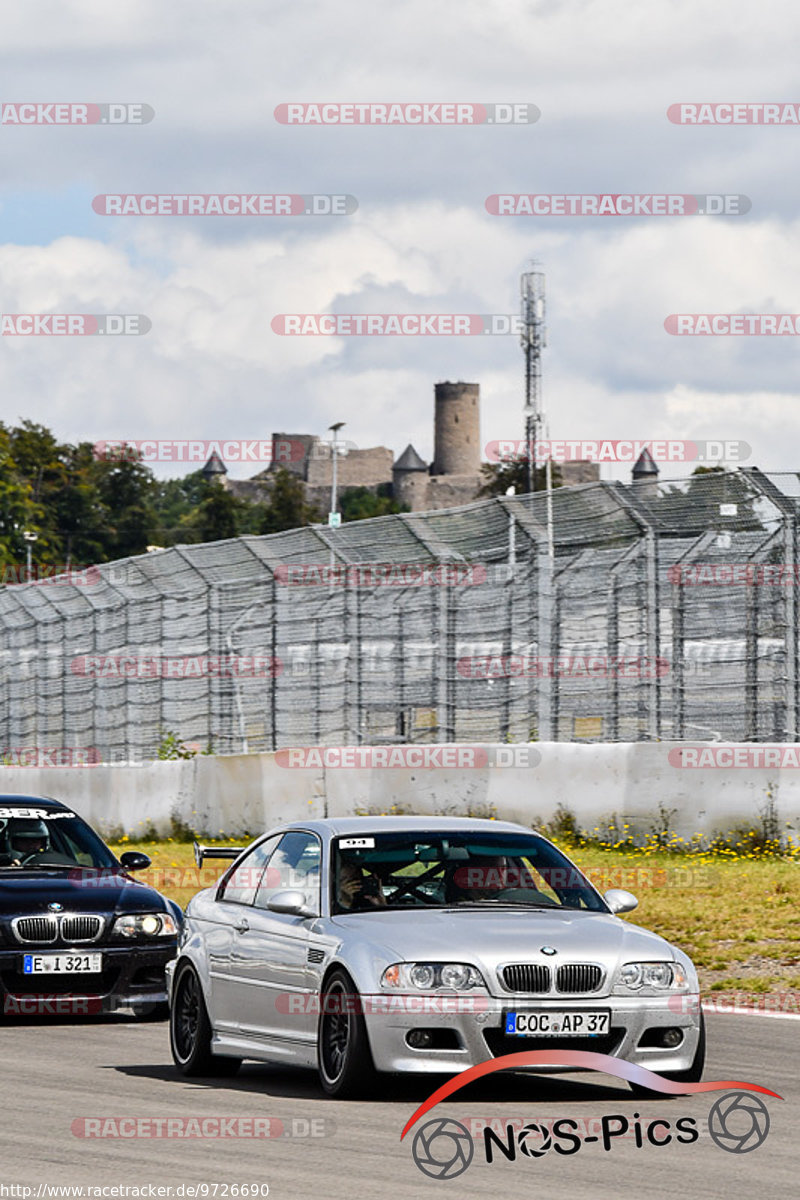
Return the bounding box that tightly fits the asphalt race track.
[0,1011,795,1199]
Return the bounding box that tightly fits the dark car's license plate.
[505,1010,610,1036]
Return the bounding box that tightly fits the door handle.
[235,918,250,934]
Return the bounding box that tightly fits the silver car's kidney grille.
[13,916,58,943]
[502,964,550,993]
[556,964,603,993]
[61,915,103,942]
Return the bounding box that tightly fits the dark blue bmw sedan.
[0,794,181,1018]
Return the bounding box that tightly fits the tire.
[629,1013,706,1099]
[170,963,241,1077]
[317,968,377,1098]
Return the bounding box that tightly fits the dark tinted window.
[0,806,116,870]
[331,830,606,913]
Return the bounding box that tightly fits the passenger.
[451,855,548,904]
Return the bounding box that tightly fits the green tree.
[152,472,210,544]
[188,481,249,543]
[91,452,159,559]
[340,484,407,522]
[478,455,563,497]
[259,468,321,534]
[0,425,41,569]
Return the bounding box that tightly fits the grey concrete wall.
[0,742,797,843]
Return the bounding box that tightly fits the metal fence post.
[536,546,554,742]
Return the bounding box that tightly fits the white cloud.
[1,1,799,482]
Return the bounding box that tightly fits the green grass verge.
[109,836,800,997]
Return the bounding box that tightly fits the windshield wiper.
[2,861,77,871]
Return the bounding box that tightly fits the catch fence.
[1,468,798,759]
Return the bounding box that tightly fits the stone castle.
[207,381,599,514]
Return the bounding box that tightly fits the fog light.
[407,1029,434,1049]
[662,1028,683,1048]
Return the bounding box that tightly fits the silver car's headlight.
[381,962,486,991]
[614,961,688,993]
[113,912,179,938]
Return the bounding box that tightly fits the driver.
[7,818,50,866]
[336,859,386,911]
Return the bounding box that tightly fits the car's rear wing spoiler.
[193,841,246,869]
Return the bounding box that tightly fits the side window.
[218,837,280,905]
[254,831,321,912]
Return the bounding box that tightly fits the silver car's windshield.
[331,831,606,914]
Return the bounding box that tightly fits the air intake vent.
[307,948,325,964]
[556,964,603,993]
[501,964,550,993]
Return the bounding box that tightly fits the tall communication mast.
[520,268,547,493]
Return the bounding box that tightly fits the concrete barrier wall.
[0,742,798,843]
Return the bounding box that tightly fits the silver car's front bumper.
[361,993,702,1076]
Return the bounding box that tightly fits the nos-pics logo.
[411,1092,771,1178]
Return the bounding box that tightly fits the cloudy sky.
[1,0,799,484]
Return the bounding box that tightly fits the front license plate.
[505,1010,610,1037]
[23,953,102,975]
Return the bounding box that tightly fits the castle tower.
[201,450,229,489]
[432,381,480,477]
[392,444,429,511]
[632,447,659,499]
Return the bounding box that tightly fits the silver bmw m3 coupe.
[167,816,704,1097]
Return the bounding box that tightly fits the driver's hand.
[339,877,363,904]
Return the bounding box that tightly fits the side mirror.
[604,888,638,914]
[267,889,314,917]
[119,851,151,872]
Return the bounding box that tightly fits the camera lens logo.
[708,1092,771,1153]
[411,1117,474,1179]
[517,1122,552,1157]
